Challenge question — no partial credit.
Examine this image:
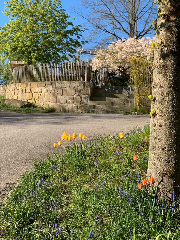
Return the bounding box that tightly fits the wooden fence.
[11,60,153,85]
[12,61,93,83]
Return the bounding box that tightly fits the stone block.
[62,88,75,96]
[25,86,31,93]
[74,96,81,104]
[38,94,44,102]
[50,93,57,103]
[44,93,50,102]
[37,82,46,87]
[33,93,40,101]
[55,82,64,89]
[25,92,33,100]
[21,93,26,101]
[70,81,81,88]
[32,87,41,93]
[20,83,27,88]
[3,99,33,108]
[31,82,38,88]
[56,89,63,96]
[57,95,67,104]
[6,92,13,99]
[48,102,61,112]
[47,84,53,91]
[60,103,77,112]
[17,95,22,101]
[81,95,88,104]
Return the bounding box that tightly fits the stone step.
[90,96,107,101]
[88,105,125,114]
[89,104,127,111]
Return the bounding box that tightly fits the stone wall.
[0,81,90,112]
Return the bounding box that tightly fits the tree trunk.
[147,0,180,200]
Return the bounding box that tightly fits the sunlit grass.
[0,125,180,239]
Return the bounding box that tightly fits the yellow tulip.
[65,136,68,140]
[54,143,57,148]
[61,135,65,140]
[63,132,67,136]
[68,135,72,141]
[119,133,124,139]
[82,135,86,139]
[72,132,77,139]
[58,141,62,146]
[79,133,83,138]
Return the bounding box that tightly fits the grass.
[0,126,180,239]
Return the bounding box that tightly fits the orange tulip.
[54,143,57,148]
[150,177,155,184]
[68,135,72,141]
[138,183,142,189]
[133,155,138,161]
[142,179,147,186]
[58,141,62,146]
[79,133,83,138]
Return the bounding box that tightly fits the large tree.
[147,0,180,200]
[0,0,86,64]
[74,0,157,47]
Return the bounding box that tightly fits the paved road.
[0,111,150,203]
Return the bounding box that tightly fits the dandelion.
[119,132,124,139]
[79,133,83,138]
[150,177,155,184]
[142,179,147,186]
[138,183,142,189]
[58,141,62,146]
[82,134,86,139]
[133,155,138,160]
[148,95,154,100]
[54,143,57,148]
[72,132,77,139]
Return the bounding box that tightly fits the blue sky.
[0,1,83,27]
[0,0,156,61]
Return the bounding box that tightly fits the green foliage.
[129,56,152,109]
[0,62,12,85]
[0,102,56,113]
[1,125,180,239]
[0,0,86,64]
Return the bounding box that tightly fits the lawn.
[0,126,180,239]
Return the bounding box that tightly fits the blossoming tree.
[92,37,155,109]
[92,37,155,76]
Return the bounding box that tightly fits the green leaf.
[0,0,85,64]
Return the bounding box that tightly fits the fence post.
[85,62,88,82]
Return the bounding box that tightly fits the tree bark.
[147,0,180,200]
